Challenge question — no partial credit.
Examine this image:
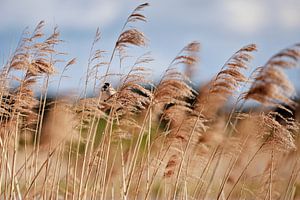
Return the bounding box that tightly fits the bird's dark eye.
[104,82,110,86]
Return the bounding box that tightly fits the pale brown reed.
[224,44,300,199]
[210,44,257,97]
[195,44,257,119]
[99,3,149,109]
[1,21,61,134]
[1,3,300,199]
[154,42,200,117]
[259,112,298,151]
[242,43,300,152]
[113,3,149,63]
[186,44,257,199]
[109,54,153,139]
[0,21,65,200]
[67,6,151,197]
[151,42,209,184]
[245,43,300,108]
[154,41,199,121]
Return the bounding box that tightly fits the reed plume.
[112,3,149,64]
[225,45,300,199]
[154,42,200,119]
[1,21,62,137]
[258,112,298,151]
[243,44,300,150]
[1,3,300,199]
[195,44,257,118]
[152,42,208,185]
[245,43,300,108]
[110,54,153,138]
[211,44,257,96]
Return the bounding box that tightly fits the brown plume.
[195,44,257,118]
[245,43,300,108]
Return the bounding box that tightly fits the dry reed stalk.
[195,44,257,119]
[245,43,300,108]
[154,42,200,140]
[0,20,64,199]
[143,42,205,199]
[105,42,199,199]
[96,49,151,199]
[243,44,300,151]
[71,27,105,200]
[102,2,149,84]
[191,44,257,198]
[78,5,150,195]
[282,155,300,199]
[225,44,300,199]
[32,27,62,198]
[73,4,151,199]
[1,3,300,199]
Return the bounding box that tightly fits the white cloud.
[0,0,124,30]
[277,1,300,30]
[221,0,268,35]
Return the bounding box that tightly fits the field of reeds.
[1,3,300,200]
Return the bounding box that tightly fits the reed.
[0,3,300,200]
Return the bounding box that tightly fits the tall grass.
[1,3,300,199]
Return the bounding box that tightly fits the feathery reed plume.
[183,42,200,78]
[74,97,107,125]
[195,44,257,118]
[258,112,298,151]
[111,54,153,138]
[243,44,300,150]
[106,53,153,115]
[116,29,147,51]
[173,42,200,66]
[111,3,149,65]
[9,21,60,75]
[87,28,108,94]
[127,3,149,23]
[244,43,300,108]
[211,44,257,98]
[1,21,62,137]
[154,42,200,115]
[12,75,39,132]
[227,43,300,198]
[154,42,208,184]
[31,20,45,39]
[225,110,299,199]
[29,27,61,75]
[153,42,201,132]
[0,27,37,132]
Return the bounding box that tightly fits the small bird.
[101,82,116,102]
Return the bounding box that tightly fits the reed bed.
[1,3,300,200]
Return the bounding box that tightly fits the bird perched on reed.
[101,82,117,102]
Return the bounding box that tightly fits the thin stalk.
[268,147,274,200]
[171,116,200,199]
[226,143,264,200]
[216,134,250,200]
[282,155,300,200]
[120,138,127,200]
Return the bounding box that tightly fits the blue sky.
[0,0,300,94]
